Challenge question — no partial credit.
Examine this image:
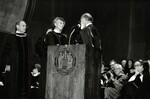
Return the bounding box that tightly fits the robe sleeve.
[2,34,13,65]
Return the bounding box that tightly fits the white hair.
[114,64,123,70]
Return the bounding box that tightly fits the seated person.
[30,63,41,99]
[31,63,41,89]
[101,60,117,87]
[104,63,127,99]
[120,60,150,99]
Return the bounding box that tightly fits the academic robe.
[1,33,33,99]
[79,24,102,99]
[45,31,67,46]
[69,27,81,44]
[35,31,67,58]
[80,24,101,49]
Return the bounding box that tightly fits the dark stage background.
[0,0,150,64]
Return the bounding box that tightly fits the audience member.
[121,59,127,69]
[104,64,126,99]
[30,63,41,99]
[120,60,150,99]
[124,59,134,74]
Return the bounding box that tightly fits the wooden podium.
[45,44,101,99]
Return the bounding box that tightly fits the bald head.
[81,13,93,22]
[80,13,93,29]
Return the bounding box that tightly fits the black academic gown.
[1,33,33,99]
[45,31,67,46]
[80,24,101,49]
[69,27,81,44]
[79,24,102,99]
[35,31,67,58]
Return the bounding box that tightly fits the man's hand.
[5,65,11,72]
[0,81,4,86]
[134,68,141,76]
[46,28,53,34]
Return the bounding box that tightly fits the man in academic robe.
[79,13,102,99]
[1,20,33,99]
[79,13,101,49]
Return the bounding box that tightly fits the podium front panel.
[45,44,86,99]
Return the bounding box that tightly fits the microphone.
[72,24,81,29]
[76,24,81,27]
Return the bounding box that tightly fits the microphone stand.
[68,28,76,45]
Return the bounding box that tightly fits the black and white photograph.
[0,0,150,99]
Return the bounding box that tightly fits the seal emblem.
[55,47,76,75]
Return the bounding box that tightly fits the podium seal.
[54,47,76,75]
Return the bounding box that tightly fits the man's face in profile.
[16,21,27,33]
[80,17,86,29]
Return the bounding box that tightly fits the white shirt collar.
[16,31,25,33]
[16,31,27,37]
[86,22,92,27]
[54,29,61,33]
[140,74,143,82]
